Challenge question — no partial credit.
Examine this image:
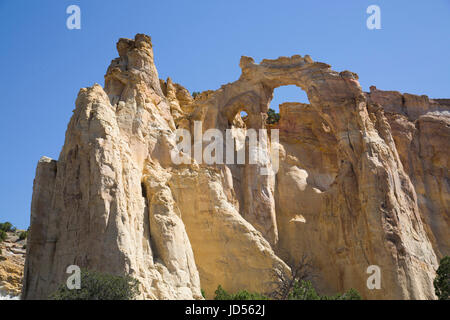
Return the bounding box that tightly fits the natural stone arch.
[198,53,437,299]
[213,55,359,135]
[198,55,362,248]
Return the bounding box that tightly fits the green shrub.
[214,285,268,300]
[320,287,362,300]
[231,290,268,300]
[49,269,140,300]
[213,282,360,300]
[284,280,362,300]
[270,256,362,300]
[18,231,28,241]
[201,289,206,299]
[338,288,362,300]
[0,230,6,242]
[288,280,320,300]
[192,91,201,99]
[0,222,13,232]
[434,256,450,300]
[266,108,280,125]
[213,285,230,300]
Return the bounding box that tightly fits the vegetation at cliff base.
[214,285,268,300]
[211,255,361,300]
[434,256,450,300]
[212,282,361,300]
[50,269,141,300]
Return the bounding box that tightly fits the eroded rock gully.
[22,34,449,299]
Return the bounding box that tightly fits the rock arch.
[197,53,437,299]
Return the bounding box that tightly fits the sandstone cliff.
[22,34,449,299]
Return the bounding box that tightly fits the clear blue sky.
[0,0,449,229]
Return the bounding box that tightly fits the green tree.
[0,230,6,242]
[192,91,201,99]
[270,255,362,300]
[337,288,362,300]
[434,256,450,300]
[270,254,315,300]
[0,222,13,232]
[18,231,28,240]
[266,108,280,125]
[320,287,362,300]
[288,280,320,300]
[50,269,140,300]
[214,285,231,300]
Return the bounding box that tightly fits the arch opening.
[228,109,249,129]
[269,85,309,114]
[269,84,338,192]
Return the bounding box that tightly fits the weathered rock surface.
[23,34,448,300]
[0,231,26,297]
[368,88,450,258]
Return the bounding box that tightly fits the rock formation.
[0,231,26,297]
[22,34,449,300]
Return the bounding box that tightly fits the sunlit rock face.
[366,87,450,259]
[23,34,448,300]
